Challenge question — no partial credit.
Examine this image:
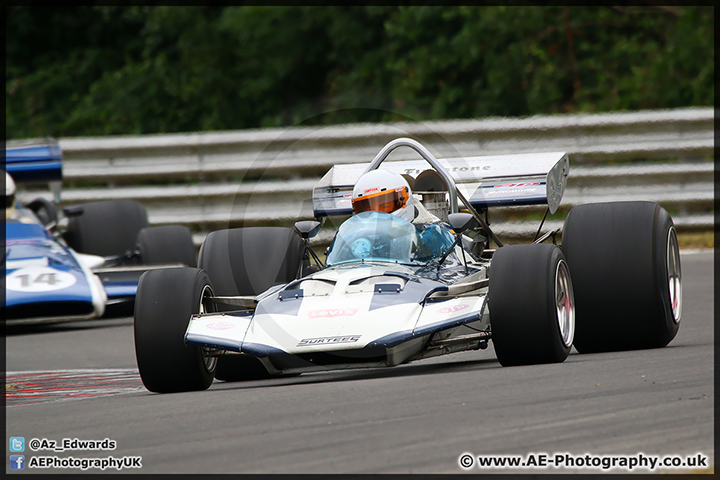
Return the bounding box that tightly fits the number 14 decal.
[16,272,62,287]
[6,267,77,292]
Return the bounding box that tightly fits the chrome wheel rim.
[199,284,218,373]
[555,260,575,347]
[667,227,682,323]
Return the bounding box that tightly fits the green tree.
[5,6,713,139]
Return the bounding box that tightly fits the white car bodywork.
[183,138,568,375]
[186,257,490,374]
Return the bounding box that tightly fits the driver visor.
[352,186,409,215]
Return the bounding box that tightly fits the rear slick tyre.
[562,201,681,353]
[64,200,148,257]
[214,356,274,382]
[198,227,304,381]
[134,268,216,393]
[198,227,305,296]
[137,225,197,267]
[489,244,575,367]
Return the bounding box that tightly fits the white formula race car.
[133,138,681,393]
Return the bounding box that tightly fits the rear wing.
[312,141,569,218]
[4,138,63,201]
[4,138,63,184]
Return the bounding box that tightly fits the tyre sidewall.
[652,207,681,347]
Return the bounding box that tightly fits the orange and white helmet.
[352,170,415,222]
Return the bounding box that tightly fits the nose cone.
[4,265,101,322]
[4,226,106,323]
[246,288,424,355]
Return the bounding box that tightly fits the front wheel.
[489,244,575,367]
[134,268,216,393]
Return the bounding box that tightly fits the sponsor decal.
[297,335,362,347]
[485,182,540,197]
[308,308,358,319]
[438,304,470,314]
[404,166,489,175]
[494,182,540,188]
[362,187,380,194]
[206,321,236,330]
[336,193,353,205]
[6,267,77,292]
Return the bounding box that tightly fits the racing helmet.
[352,169,415,222]
[5,172,16,209]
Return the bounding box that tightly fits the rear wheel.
[134,268,216,393]
[64,200,148,256]
[137,225,197,267]
[562,201,681,353]
[489,244,574,367]
[214,356,275,382]
[198,227,305,297]
[198,227,305,381]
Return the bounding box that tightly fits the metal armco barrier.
[16,107,715,246]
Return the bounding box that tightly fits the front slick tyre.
[134,268,216,393]
[489,244,575,367]
[562,201,681,353]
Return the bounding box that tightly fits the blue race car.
[4,138,197,325]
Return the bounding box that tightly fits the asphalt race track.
[4,250,714,474]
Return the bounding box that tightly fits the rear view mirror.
[294,220,321,239]
[62,206,85,218]
[448,212,477,234]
